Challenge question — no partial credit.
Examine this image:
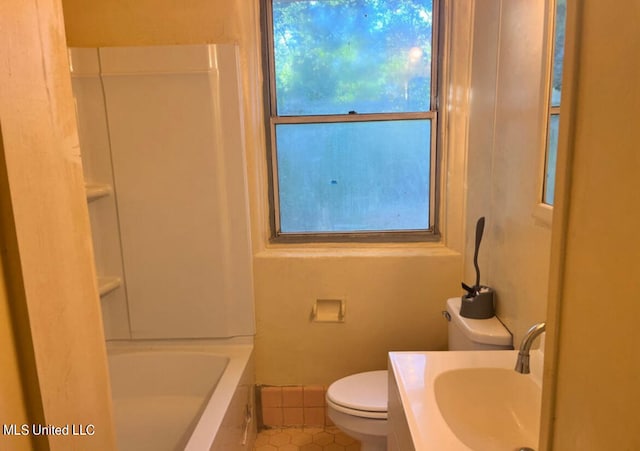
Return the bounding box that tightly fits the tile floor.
[253,427,362,451]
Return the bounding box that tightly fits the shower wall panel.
[71,45,255,339]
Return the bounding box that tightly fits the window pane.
[544,114,559,205]
[551,0,566,107]
[272,0,434,116]
[276,120,431,233]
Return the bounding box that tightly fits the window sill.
[254,242,461,259]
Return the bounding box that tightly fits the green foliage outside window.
[272,0,434,115]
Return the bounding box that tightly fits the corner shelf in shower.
[97,276,122,297]
[85,183,112,202]
[86,184,122,298]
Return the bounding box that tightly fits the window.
[543,0,566,205]
[263,0,440,241]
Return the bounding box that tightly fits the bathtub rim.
[106,336,254,451]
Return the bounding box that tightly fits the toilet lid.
[327,370,388,413]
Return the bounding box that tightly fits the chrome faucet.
[514,322,546,374]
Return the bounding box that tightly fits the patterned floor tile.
[253,427,361,451]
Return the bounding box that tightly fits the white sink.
[434,367,541,451]
[388,349,543,450]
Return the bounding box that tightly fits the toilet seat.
[326,370,388,419]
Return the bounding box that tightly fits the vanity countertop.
[388,349,543,450]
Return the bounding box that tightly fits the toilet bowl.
[326,297,513,450]
[326,370,387,451]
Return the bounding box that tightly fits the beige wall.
[465,0,552,345]
[62,0,243,46]
[0,0,115,448]
[255,250,460,384]
[541,1,640,449]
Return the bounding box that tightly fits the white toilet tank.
[445,297,513,350]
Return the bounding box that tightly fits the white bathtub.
[107,339,255,451]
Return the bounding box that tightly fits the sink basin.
[434,367,541,451]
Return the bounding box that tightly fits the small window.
[543,0,566,205]
[263,0,440,242]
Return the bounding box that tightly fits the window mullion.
[272,111,436,125]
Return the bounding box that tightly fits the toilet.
[326,297,513,451]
